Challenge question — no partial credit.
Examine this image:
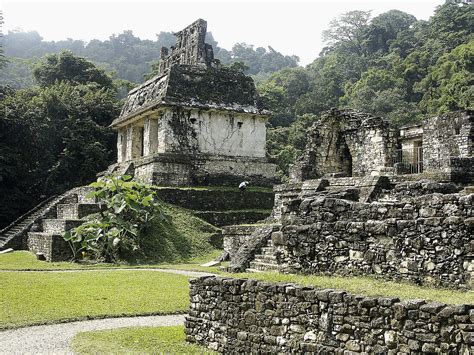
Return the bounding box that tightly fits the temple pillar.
[117,129,127,163]
[125,126,133,161]
[143,117,158,156]
[125,125,143,160]
[131,126,143,159]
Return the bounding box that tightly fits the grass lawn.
[71,325,216,354]
[1,253,471,331]
[0,270,190,329]
[0,250,222,271]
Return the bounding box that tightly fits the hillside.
[0,30,299,88]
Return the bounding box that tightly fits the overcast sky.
[2,0,445,65]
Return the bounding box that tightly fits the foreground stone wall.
[186,276,473,354]
[275,188,473,288]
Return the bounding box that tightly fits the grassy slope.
[0,270,190,329]
[71,326,216,355]
[135,203,220,263]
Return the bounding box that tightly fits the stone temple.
[0,19,278,258]
[109,19,277,187]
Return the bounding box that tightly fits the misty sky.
[2,0,445,65]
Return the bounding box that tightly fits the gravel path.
[0,268,216,354]
[1,268,216,278]
[0,314,186,354]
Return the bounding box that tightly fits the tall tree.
[322,10,372,55]
[0,52,120,227]
[33,51,114,89]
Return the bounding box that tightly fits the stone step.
[57,203,101,220]
[245,268,264,273]
[261,246,276,254]
[463,186,474,194]
[42,219,83,234]
[27,232,72,262]
[253,254,278,264]
[248,261,281,272]
[75,187,97,204]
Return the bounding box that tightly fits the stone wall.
[423,110,473,180]
[223,225,261,258]
[275,186,473,288]
[156,187,274,211]
[27,233,73,261]
[194,210,271,227]
[186,276,473,354]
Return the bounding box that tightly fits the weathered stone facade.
[290,109,398,181]
[273,181,472,288]
[109,19,277,187]
[291,109,473,184]
[186,276,473,354]
[231,109,473,289]
[423,111,474,183]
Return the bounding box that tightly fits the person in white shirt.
[239,181,249,191]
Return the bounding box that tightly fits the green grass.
[0,270,191,329]
[0,250,222,271]
[71,325,216,354]
[0,251,115,270]
[2,251,472,305]
[135,203,220,263]
[231,272,473,305]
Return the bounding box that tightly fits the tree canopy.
[263,1,473,178]
[0,52,120,227]
[0,29,299,88]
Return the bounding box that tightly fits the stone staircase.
[247,238,282,272]
[242,177,391,273]
[0,186,102,261]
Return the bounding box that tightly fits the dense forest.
[0,1,472,227]
[263,1,473,176]
[0,29,299,88]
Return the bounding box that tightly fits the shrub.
[64,175,166,262]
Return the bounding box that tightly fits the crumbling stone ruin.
[109,19,277,187]
[290,108,473,182]
[225,109,473,289]
[188,109,473,353]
